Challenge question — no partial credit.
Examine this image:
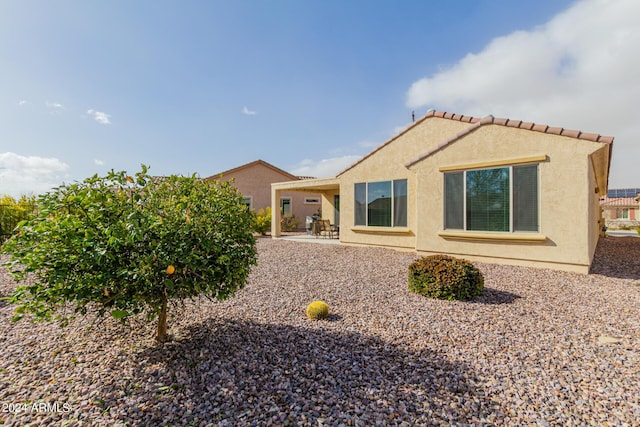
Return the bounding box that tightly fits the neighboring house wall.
[600,196,640,229]
[206,160,321,230]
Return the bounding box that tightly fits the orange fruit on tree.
[166,265,176,275]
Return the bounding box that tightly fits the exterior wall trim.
[351,226,413,235]
[438,154,548,172]
[438,231,547,242]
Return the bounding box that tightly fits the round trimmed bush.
[306,301,329,320]
[408,255,484,300]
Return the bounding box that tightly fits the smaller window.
[616,208,629,219]
[304,197,320,204]
[242,197,252,210]
[280,198,291,216]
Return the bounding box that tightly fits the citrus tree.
[1,166,257,342]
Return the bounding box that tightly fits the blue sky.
[1,0,638,197]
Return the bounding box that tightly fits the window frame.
[304,197,321,205]
[280,197,292,216]
[242,196,252,211]
[354,179,408,227]
[616,207,630,220]
[443,163,540,233]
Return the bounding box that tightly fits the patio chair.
[311,220,322,237]
[319,219,338,239]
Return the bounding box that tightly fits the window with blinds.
[444,164,539,232]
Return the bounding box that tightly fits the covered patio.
[271,177,340,238]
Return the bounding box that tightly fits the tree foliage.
[1,166,257,342]
[0,195,37,241]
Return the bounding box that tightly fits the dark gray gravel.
[1,236,639,426]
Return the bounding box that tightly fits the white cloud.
[18,100,28,107]
[242,106,257,116]
[0,152,70,197]
[45,101,65,115]
[87,109,112,125]
[290,155,362,178]
[94,159,105,166]
[405,0,640,187]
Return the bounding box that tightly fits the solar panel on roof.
[607,188,640,198]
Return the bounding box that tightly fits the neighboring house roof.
[204,159,301,182]
[600,197,639,208]
[337,109,614,178]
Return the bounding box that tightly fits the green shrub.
[1,166,257,342]
[408,255,484,301]
[306,300,329,320]
[281,214,300,232]
[252,207,272,236]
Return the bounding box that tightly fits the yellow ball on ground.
[166,265,176,275]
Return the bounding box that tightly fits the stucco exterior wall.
[320,190,340,225]
[410,125,604,273]
[338,117,470,248]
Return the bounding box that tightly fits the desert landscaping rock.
[1,236,639,426]
[597,335,623,344]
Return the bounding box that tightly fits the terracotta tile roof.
[426,110,614,143]
[600,197,639,207]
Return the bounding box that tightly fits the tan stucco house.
[272,110,614,273]
[205,159,322,230]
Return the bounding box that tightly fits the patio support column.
[271,186,282,237]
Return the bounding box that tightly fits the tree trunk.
[156,298,168,343]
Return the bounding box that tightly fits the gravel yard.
[1,236,639,426]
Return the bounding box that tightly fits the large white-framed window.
[354,179,407,227]
[444,164,539,232]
